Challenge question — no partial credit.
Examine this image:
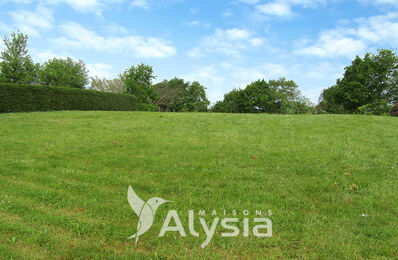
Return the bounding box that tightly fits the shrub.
[0,83,137,113]
[356,100,393,116]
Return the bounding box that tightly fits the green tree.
[122,63,157,111]
[184,81,210,112]
[320,49,398,114]
[212,78,312,114]
[0,31,37,84]
[154,78,210,112]
[244,80,274,113]
[39,57,89,88]
[154,78,185,111]
[268,78,312,114]
[212,88,250,113]
[90,76,126,93]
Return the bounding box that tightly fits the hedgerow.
[0,83,137,113]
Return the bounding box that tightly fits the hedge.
[0,82,137,113]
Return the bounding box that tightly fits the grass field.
[0,111,397,259]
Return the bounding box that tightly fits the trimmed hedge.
[0,82,137,113]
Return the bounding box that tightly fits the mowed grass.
[0,111,397,259]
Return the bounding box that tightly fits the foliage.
[212,78,313,114]
[0,82,136,113]
[320,49,398,113]
[89,76,126,93]
[212,88,250,113]
[122,63,157,111]
[154,78,210,112]
[0,31,37,84]
[356,100,393,115]
[38,57,89,88]
[154,78,184,111]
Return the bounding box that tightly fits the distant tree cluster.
[0,32,88,88]
[211,78,313,114]
[2,31,396,115]
[317,49,398,115]
[89,76,126,94]
[0,31,211,112]
[154,78,210,112]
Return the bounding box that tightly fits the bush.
[0,83,137,113]
[356,100,393,116]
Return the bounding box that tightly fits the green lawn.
[0,111,397,259]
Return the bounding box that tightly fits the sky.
[0,0,397,104]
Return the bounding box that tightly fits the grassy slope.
[0,111,397,259]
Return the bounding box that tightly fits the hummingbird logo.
[127,186,171,243]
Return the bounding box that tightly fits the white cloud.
[130,0,149,9]
[9,7,54,36]
[239,0,325,18]
[234,63,288,82]
[296,12,398,57]
[296,29,366,57]
[186,47,204,58]
[3,0,124,15]
[224,28,251,40]
[36,51,71,62]
[355,13,398,45]
[188,28,264,58]
[183,65,224,83]
[357,0,398,6]
[53,22,176,58]
[256,2,292,17]
[47,0,102,10]
[87,63,114,78]
[185,20,211,28]
[237,0,260,4]
[104,23,129,35]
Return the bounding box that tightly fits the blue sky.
[0,0,397,103]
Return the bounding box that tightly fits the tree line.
[0,31,210,112]
[1,31,397,115]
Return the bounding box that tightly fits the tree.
[211,78,312,114]
[122,63,157,111]
[153,78,210,112]
[90,76,126,93]
[38,57,89,88]
[0,31,37,84]
[319,49,398,114]
[244,80,274,113]
[184,81,210,112]
[154,78,185,111]
[268,78,312,114]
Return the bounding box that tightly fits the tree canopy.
[319,49,398,114]
[154,78,210,112]
[212,78,312,114]
[0,31,37,84]
[90,76,126,93]
[38,57,89,88]
[122,63,157,111]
